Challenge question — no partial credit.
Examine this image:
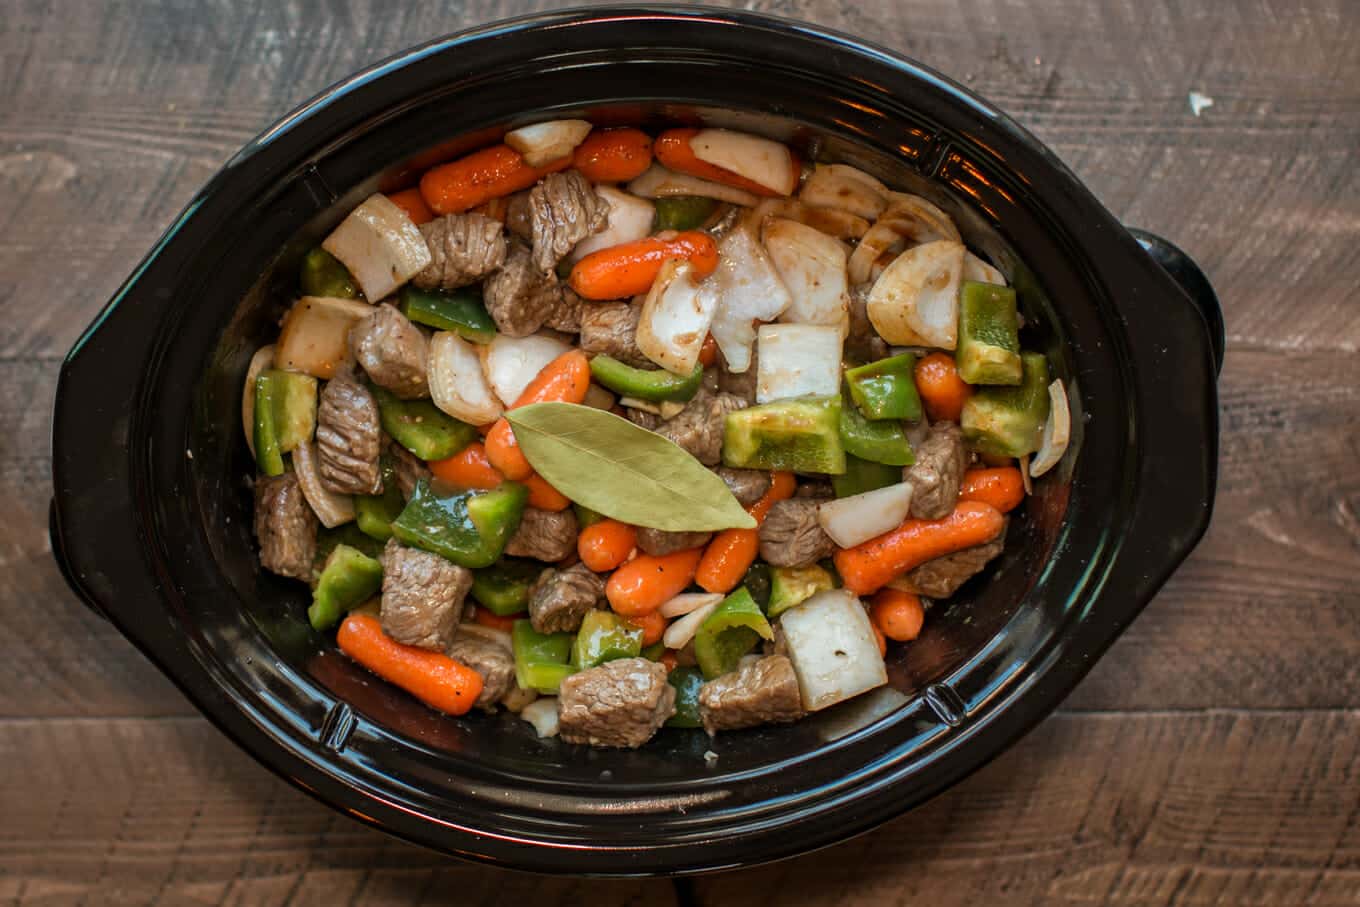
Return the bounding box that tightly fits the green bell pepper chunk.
[694,587,774,680]
[767,564,836,617]
[470,558,542,616]
[640,641,666,662]
[741,562,772,613]
[839,391,914,466]
[300,247,361,299]
[390,478,528,569]
[572,502,606,529]
[570,611,644,670]
[316,522,385,564]
[354,456,405,541]
[832,454,902,498]
[512,619,576,693]
[398,286,496,344]
[722,396,846,475]
[308,544,383,631]
[371,384,477,461]
[956,282,1022,385]
[589,355,704,403]
[962,351,1051,457]
[665,666,706,728]
[845,354,922,422]
[253,369,318,476]
[653,196,717,232]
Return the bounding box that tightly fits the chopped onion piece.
[520,697,560,738]
[848,193,961,285]
[618,395,661,415]
[780,590,887,711]
[763,217,850,335]
[659,592,724,619]
[798,164,890,220]
[583,383,616,411]
[479,333,572,406]
[755,324,843,403]
[1029,380,1071,478]
[570,186,656,262]
[748,197,870,240]
[628,163,760,207]
[322,193,430,302]
[663,598,722,650]
[275,296,373,379]
[962,251,1007,286]
[1020,454,1034,495]
[429,331,503,425]
[816,483,913,549]
[637,259,717,375]
[504,119,592,168]
[865,240,965,349]
[689,128,798,196]
[500,683,538,714]
[707,223,792,373]
[292,441,355,528]
[242,344,275,456]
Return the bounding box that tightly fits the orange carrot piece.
[626,609,668,647]
[578,519,638,572]
[914,352,973,423]
[835,501,1006,595]
[472,607,521,634]
[572,127,654,183]
[428,442,504,490]
[524,473,571,511]
[337,614,483,715]
[606,548,704,617]
[386,188,434,225]
[419,144,571,215]
[695,471,796,593]
[654,128,788,197]
[568,231,719,300]
[869,589,926,642]
[485,350,592,480]
[698,333,719,367]
[958,467,1025,514]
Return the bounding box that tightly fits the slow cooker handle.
[1126,228,1224,376]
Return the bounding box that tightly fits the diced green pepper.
[371,384,477,461]
[839,391,914,466]
[253,378,285,477]
[470,558,542,616]
[512,619,576,694]
[570,611,644,670]
[390,478,528,569]
[962,351,1051,457]
[956,282,1022,385]
[694,587,774,680]
[722,396,846,475]
[300,247,361,299]
[641,641,666,662]
[253,369,318,476]
[665,666,706,728]
[832,454,902,498]
[589,355,703,403]
[845,354,922,422]
[572,502,606,529]
[653,196,717,232]
[308,544,383,631]
[741,562,772,613]
[398,286,496,344]
[767,564,836,617]
[354,456,405,541]
[316,522,385,564]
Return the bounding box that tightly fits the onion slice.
[660,592,724,619]
[275,296,373,379]
[520,697,560,738]
[755,324,843,403]
[663,599,722,650]
[865,240,965,349]
[763,217,850,335]
[628,163,760,207]
[962,251,1006,286]
[706,222,791,373]
[504,119,592,168]
[322,194,430,302]
[637,259,717,375]
[816,483,913,549]
[479,333,572,407]
[1029,380,1071,478]
[848,193,961,286]
[429,331,503,425]
[242,344,275,457]
[292,441,356,528]
[689,128,798,196]
[798,164,889,220]
[570,186,656,263]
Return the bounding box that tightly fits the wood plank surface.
[2,0,1358,903]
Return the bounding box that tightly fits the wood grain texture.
[2,0,1358,902]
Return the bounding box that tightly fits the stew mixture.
[244,120,1071,749]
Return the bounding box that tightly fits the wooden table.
[4,1,1358,903]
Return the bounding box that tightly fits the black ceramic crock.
[49,7,1222,876]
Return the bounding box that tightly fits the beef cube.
[698,655,805,734]
[482,240,564,337]
[579,301,650,367]
[253,472,317,581]
[315,375,383,495]
[904,526,1007,598]
[528,562,605,634]
[528,170,609,273]
[904,421,967,520]
[656,388,748,466]
[712,467,769,506]
[635,527,712,557]
[505,507,578,563]
[758,498,836,568]
[384,434,430,500]
[557,657,676,748]
[379,539,472,650]
[350,303,428,399]
[413,212,507,290]
[446,624,516,711]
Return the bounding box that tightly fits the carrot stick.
[337,614,483,716]
[419,144,571,215]
[387,188,434,225]
[834,501,1006,595]
[625,609,668,647]
[429,442,504,490]
[485,350,592,480]
[523,473,571,511]
[578,519,638,572]
[914,352,973,423]
[959,467,1025,514]
[568,231,719,300]
[572,127,654,183]
[869,589,926,641]
[606,548,703,617]
[695,471,796,593]
[654,128,788,197]
[472,607,521,633]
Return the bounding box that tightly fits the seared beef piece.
[794,481,834,500]
[383,434,430,500]
[529,170,609,273]
[904,422,967,520]
[698,655,804,734]
[482,240,563,337]
[713,467,770,507]
[379,539,472,650]
[656,388,748,466]
[349,303,428,399]
[758,498,836,567]
[557,657,676,748]
[635,527,712,557]
[579,301,650,367]
[446,624,516,711]
[253,472,317,581]
[543,286,586,334]
[505,190,533,241]
[528,561,605,634]
[505,507,579,562]
[413,213,507,290]
[905,525,1007,598]
[316,375,383,495]
[847,285,891,363]
[716,346,758,404]
[624,406,661,431]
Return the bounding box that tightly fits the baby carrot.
[606,547,704,617]
[695,471,796,593]
[420,144,571,215]
[386,188,434,225]
[523,473,571,511]
[568,231,719,300]
[959,467,1025,514]
[835,501,1006,595]
[337,614,483,716]
[472,606,521,634]
[578,519,638,572]
[654,128,790,197]
[485,350,592,480]
[869,589,926,642]
[428,441,504,489]
[626,609,668,647]
[572,127,654,183]
[914,352,973,423]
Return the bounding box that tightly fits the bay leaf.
[505,402,757,532]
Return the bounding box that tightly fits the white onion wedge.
[962,251,1006,286]
[866,240,965,349]
[660,592,724,619]
[504,119,593,168]
[798,164,889,220]
[292,441,355,528]
[1029,380,1072,478]
[479,333,572,406]
[663,598,722,650]
[242,344,275,457]
[816,483,913,549]
[748,197,870,240]
[780,590,887,711]
[848,193,961,285]
[763,218,850,335]
[520,697,560,738]
[500,683,538,713]
[569,186,656,262]
[429,331,503,425]
[706,223,792,373]
[637,259,717,375]
[689,128,798,196]
[628,163,760,207]
[755,324,843,403]
[275,296,373,379]
[322,193,430,302]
